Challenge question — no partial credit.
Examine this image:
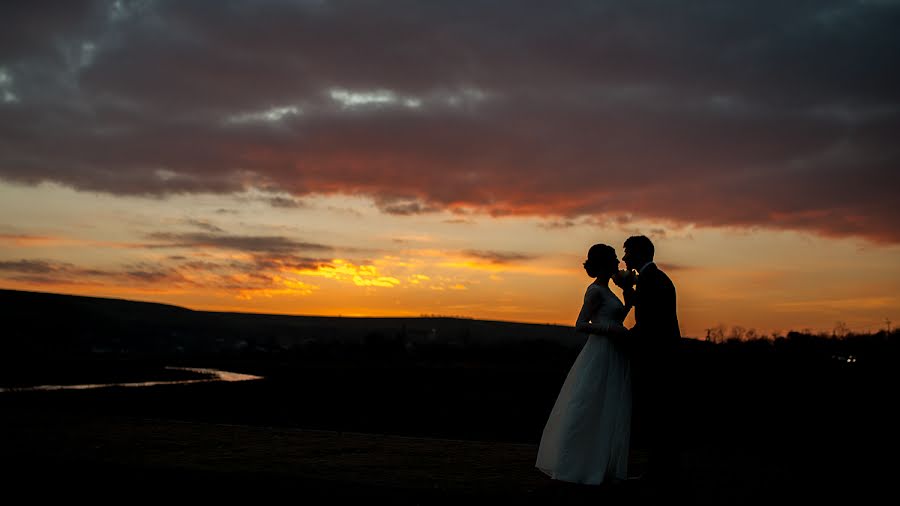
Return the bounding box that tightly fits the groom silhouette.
[621,235,682,489]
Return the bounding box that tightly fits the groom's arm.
[622,285,636,312]
[629,273,672,340]
[623,285,638,332]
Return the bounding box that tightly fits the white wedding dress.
[535,281,632,484]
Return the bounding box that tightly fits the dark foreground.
[1,290,896,502]
[2,359,894,504]
[0,405,820,505]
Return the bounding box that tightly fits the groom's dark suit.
[626,262,681,482]
[630,263,681,354]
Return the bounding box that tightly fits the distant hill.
[0,288,585,359]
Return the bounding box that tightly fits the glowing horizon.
[2,2,898,338]
[2,182,897,338]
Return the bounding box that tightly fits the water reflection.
[0,366,263,393]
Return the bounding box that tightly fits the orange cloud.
[235,276,318,300]
[291,259,401,288]
[396,248,567,276]
[0,234,74,247]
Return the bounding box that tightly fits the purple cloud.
[144,232,332,253]
[0,1,898,242]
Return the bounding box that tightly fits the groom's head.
[623,235,654,271]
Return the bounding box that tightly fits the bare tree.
[833,321,849,338]
[728,326,747,342]
[709,324,727,344]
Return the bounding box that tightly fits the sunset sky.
[1,1,898,337]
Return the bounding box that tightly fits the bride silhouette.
[535,243,633,485]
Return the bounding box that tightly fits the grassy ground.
[1,405,777,504]
[0,360,892,504]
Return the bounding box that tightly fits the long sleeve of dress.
[576,286,600,329]
[576,285,627,336]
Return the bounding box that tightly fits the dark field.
[2,355,896,504]
[1,289,897,503]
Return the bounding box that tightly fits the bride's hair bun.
[587,243,616,263]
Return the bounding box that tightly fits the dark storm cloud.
[182,218,224,233]
[0,255,316,292]
[120,265,187,284]
[0,1,102,61]
[145,232,332,253]
[462,250,538,264]
[0,259,71,274]
[1,1,899,241]
[0,258,115,278]
[265,196,307,209]
[0,258,190,285]
[171,253,332,292]
[245,253,330,272]
[374,196,443,216]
